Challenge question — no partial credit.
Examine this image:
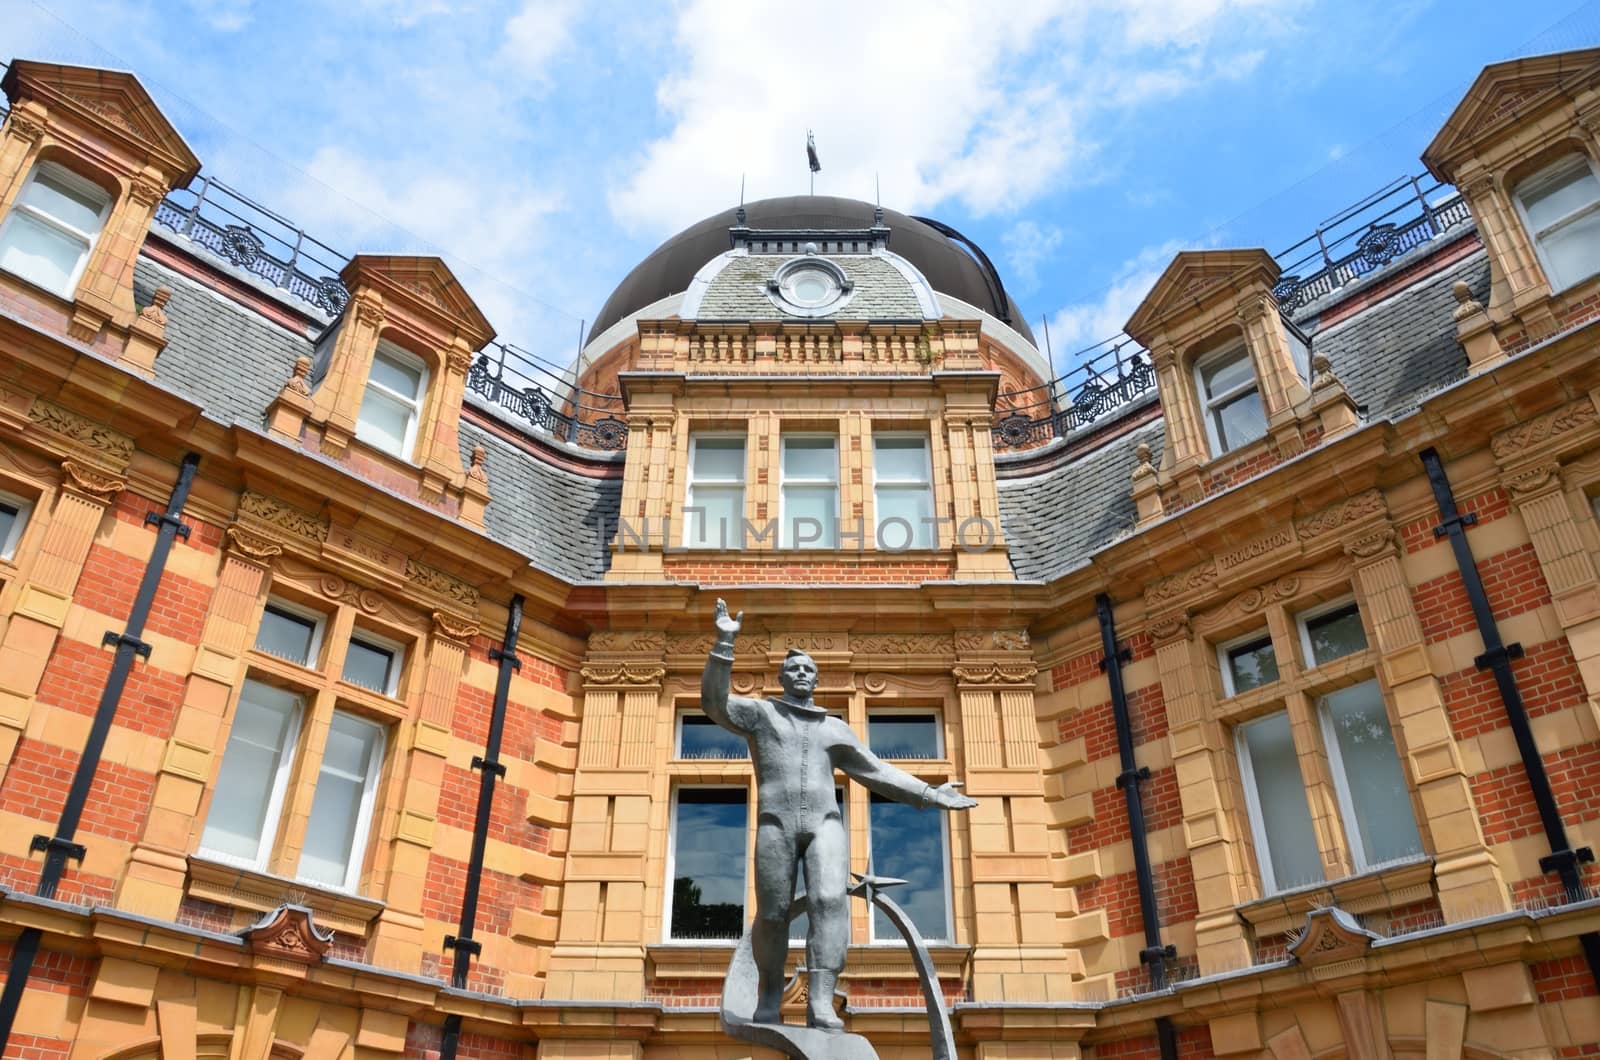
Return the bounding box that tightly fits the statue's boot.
[752,977,784,1025]
[807,970,844,1032]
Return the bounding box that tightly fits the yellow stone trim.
[160,738,213,782]
[14,583,70,627]
[394,808,435,847]
[184,855,384,937]
[412,717,451,757]
[191,644,240,685]
[1236,857,1435,937]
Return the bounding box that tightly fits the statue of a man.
[701,599,977,1031]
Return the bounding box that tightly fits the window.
[1219,631,1278,696]
[867,712,942,760]
[1297,599,1367,668]
[668,787,749,941]
[297,710,385,890]
[781,435,838,548]
[1514,154,1600,292]
[198,680,303,869]
[1319,681,1423,871]
[868,793,951,942]
[255,600,325,667]
[873,434,934,549]
[1194,342,1266,455]
[0,490,33,562]
[1236,711,1322,893]
[0,162,110,298]
[676,713,749,759]
[685,435,745,549]
[356,341,426,459]
[342,633,403,696]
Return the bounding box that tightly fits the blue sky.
[5,0,1595,375]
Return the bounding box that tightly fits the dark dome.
[591,196,1034,344]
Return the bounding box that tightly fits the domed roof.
[591,196,1034,343]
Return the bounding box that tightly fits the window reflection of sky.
[671,790,747,940]
[678,715,749,759]
[867,714,940,759]
[869,795,948,941]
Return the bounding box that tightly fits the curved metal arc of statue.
[719,875,956,1060]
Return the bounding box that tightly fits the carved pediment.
[1423,48,1600,180]
[341,255,496,352]
[1288,906,1380,967]
[1124,249,1280,345]
[238,904,334,965]
[2,61,200,183]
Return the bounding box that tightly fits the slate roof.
[132,249,622,583]
[995,248,1487,584]
[695,253,926,321]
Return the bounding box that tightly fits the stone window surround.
[0,485,35,564]
[657,691,958,950]
[1194,579,1432,912]
[0,157,113,301]
[1508,147,1600,296]
[187,585,415,917]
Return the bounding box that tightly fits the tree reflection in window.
[868,794,949,941]
[670,788,748,940]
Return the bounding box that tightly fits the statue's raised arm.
[701,598,759,733]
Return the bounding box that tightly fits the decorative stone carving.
[1145,561,1217,608]
[851,633,952,654]
[59,459,125,501]
[1503,461,1561,499]
[589,630,667,653]
[1452,280,1486,321]
[1287,906,1379,968]
[316,574,385,615]
[1148,612,1190,644]
[225,525,284,561]
[1237,576,1300,614]
[955,630,1030,652]
[1296,488,1386,542]
[28,400,134,465]
[1345,528,1397,561]
[951,663,1038,686]
[138,287,171,327]
[238,491,328,542]
[468,444,488,482]
[431,611,480,643]
[282,355,312,396]
[668,632,770,656]
[237,904,334,965]
[1491,397,1599,460]
[579,663,667,686]
[404,558,479,609]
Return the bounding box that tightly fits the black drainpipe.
[439,594,524,1060]
[1421,448,1600,990]
[1097,593,1179,1060]
[0,452,200,1048]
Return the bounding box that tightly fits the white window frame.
[255,597,327,669]
[866,793,954,943]
[196,680,305,872]
[866,707,945,760]
[0,161,111,299]
[356,340,428,460]
[1294,595,1365,671]
[872,432,935,550]
[1234,712,1302,895]
[0,489,34,562]
[674,711,749,760]
[663,784,750,944]
[342,629,406,697]
[302,709,387,893]
[1217,628,1277,698]
[683,433,747,549]
[1314,681,1418,875]
[1192,341,1263,456]
[1513,153,1600,293]
[779,433,839,549]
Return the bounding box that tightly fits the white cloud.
[610,0,1304,236]
[1001,221,1064,293]
[497,0,584,80]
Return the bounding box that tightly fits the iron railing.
[465,342,627,450]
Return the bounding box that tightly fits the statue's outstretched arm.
[701,598,757,733]
[832,727,977,811]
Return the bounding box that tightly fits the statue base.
[719,914,879,1060]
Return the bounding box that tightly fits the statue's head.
[779,648,818,700]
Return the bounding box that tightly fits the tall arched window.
[1514,153,1600,292]
[0,161,112,298]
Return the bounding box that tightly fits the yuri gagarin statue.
[700,599,977,1031]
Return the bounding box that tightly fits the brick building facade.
[0,43,1591,1060]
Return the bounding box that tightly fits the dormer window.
[1194,341,1265,455]
[356,341,426,459]
[766,255,853,317]
[1514,153,1600,292]
[0,162,111,299]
